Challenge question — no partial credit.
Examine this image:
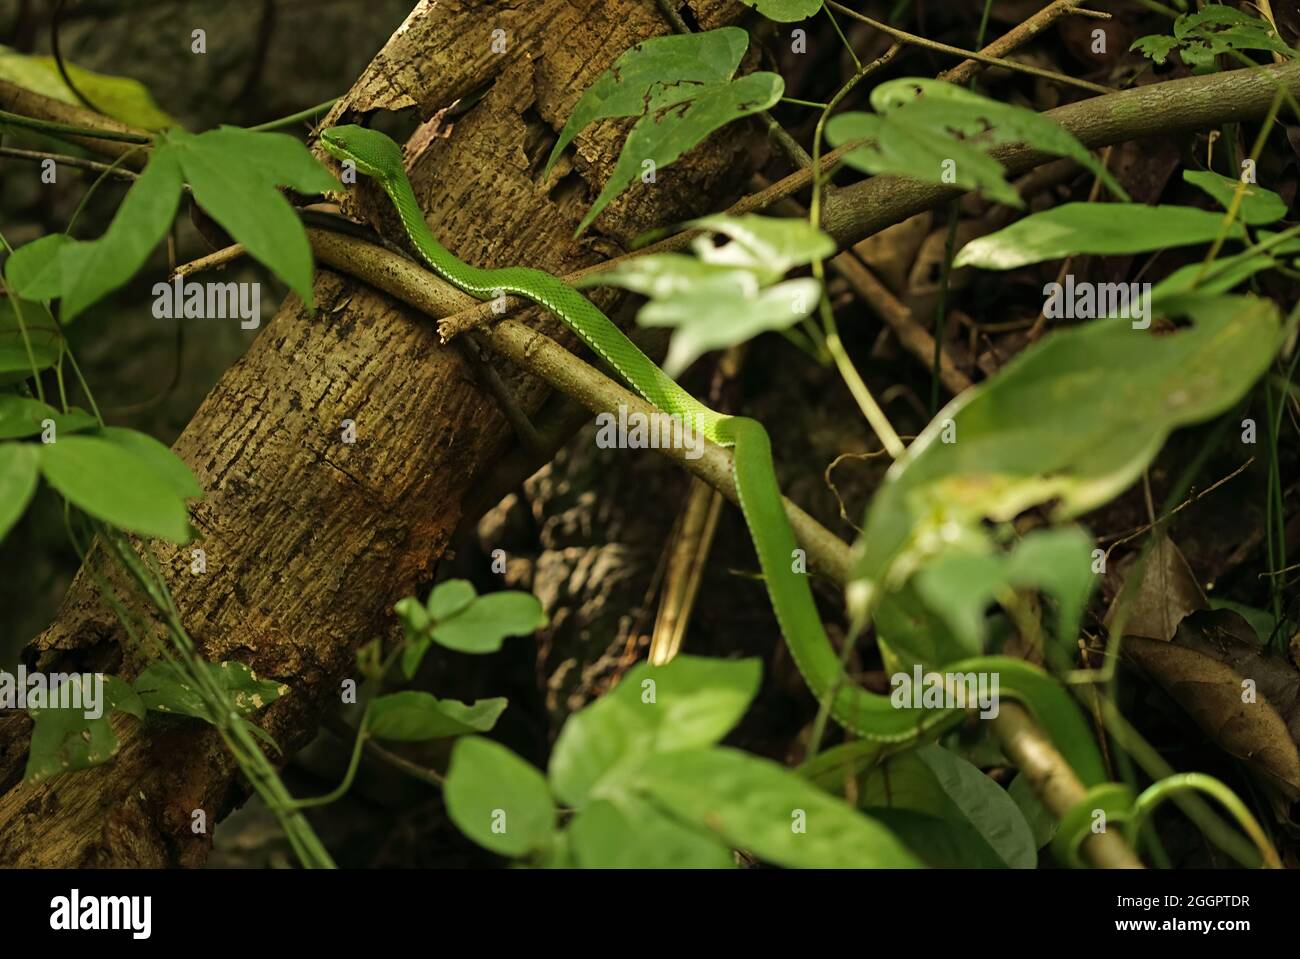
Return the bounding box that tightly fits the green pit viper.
[319,124,1105,788]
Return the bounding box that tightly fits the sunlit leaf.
[445,736,556,857]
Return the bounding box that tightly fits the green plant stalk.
[0,107,152,143]
[1130,773,1281,868]
[101,528,336,868]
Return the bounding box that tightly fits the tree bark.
[0,0,757,867]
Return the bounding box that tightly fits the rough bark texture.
[0,0,758,867]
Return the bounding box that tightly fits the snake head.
[318,124,405,182]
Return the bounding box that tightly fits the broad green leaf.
[427,578,477,620]
[103,674,146,720]
[641,277,821,377]
[22,671,147,782]
[863,745,1035,868]
[98,426,201,500]
[4,234,72,300]
[827,78,1127,206]
[1008,773,1057,849]
[368,691,506,741]
[1183,170,1286,225]
[585,214,831,375]
[445,736,556,857]
[737,0,823,21]
[865,807,1008,868]
[828,111,1022,207]
[628,747,922,868]
[134,660,286,723]
[852,296,1280,614]
[160,127,338,305]
[544,28,783,235]
[0,45,173,129]
[549,656,761,807]
[39,434,193,541]
[0,297,60,380]
[569,797,734,868]
[24,709,119,783]
[954,203,1245,270]
[0,443,39,542]
[430,590,546,654]
[1151,248,1278,306]
[687,213,836,284]
[913,527,1095,666]
[51,150,184,323]
[0,395,96,440]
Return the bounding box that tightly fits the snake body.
[319,125,1103,783]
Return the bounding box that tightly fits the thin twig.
[826,1,1114,95]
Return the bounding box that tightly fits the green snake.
[319,125,1104,786]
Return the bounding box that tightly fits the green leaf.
[736,0,823,21]
[852,296,1280,612]
[913,527,1095,666]
[445,736,556,857]
[0,395,96,440]
[160,126,338,305]
[22,671,147,783]
[545,28,783,235]
[686,213,837,284]
[1151,247,1278,307]
[828,110,1022,207]
[4,234,73,300]
[39,434,193,541]
[0,443,39,542]
[25,709,119,783]
[59,149,184,323]
[0,297,60,381]
[368,691,506,741]
[1133,7,1296,72]
[0,45,173,129]
[548,655,761,807]
[569,797,735,868]
[644,277,821,377]
[1130,34,1181,65]
[430,590,547,654]
[1183,170,1286,225]
[1008,773,1057,849]
[954,203,1245,270]
[863,745,1035,868]
[97,426,201,500]
[134,660,286,723]
[427,578,477,620]
[103,674,146,720]
[864,807,1009,868]
[627,747,922,868]
[585,214,830,375]
[827,78,1127,207]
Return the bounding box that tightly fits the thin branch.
[825,1,1114,95]
[939,0,1108,87]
